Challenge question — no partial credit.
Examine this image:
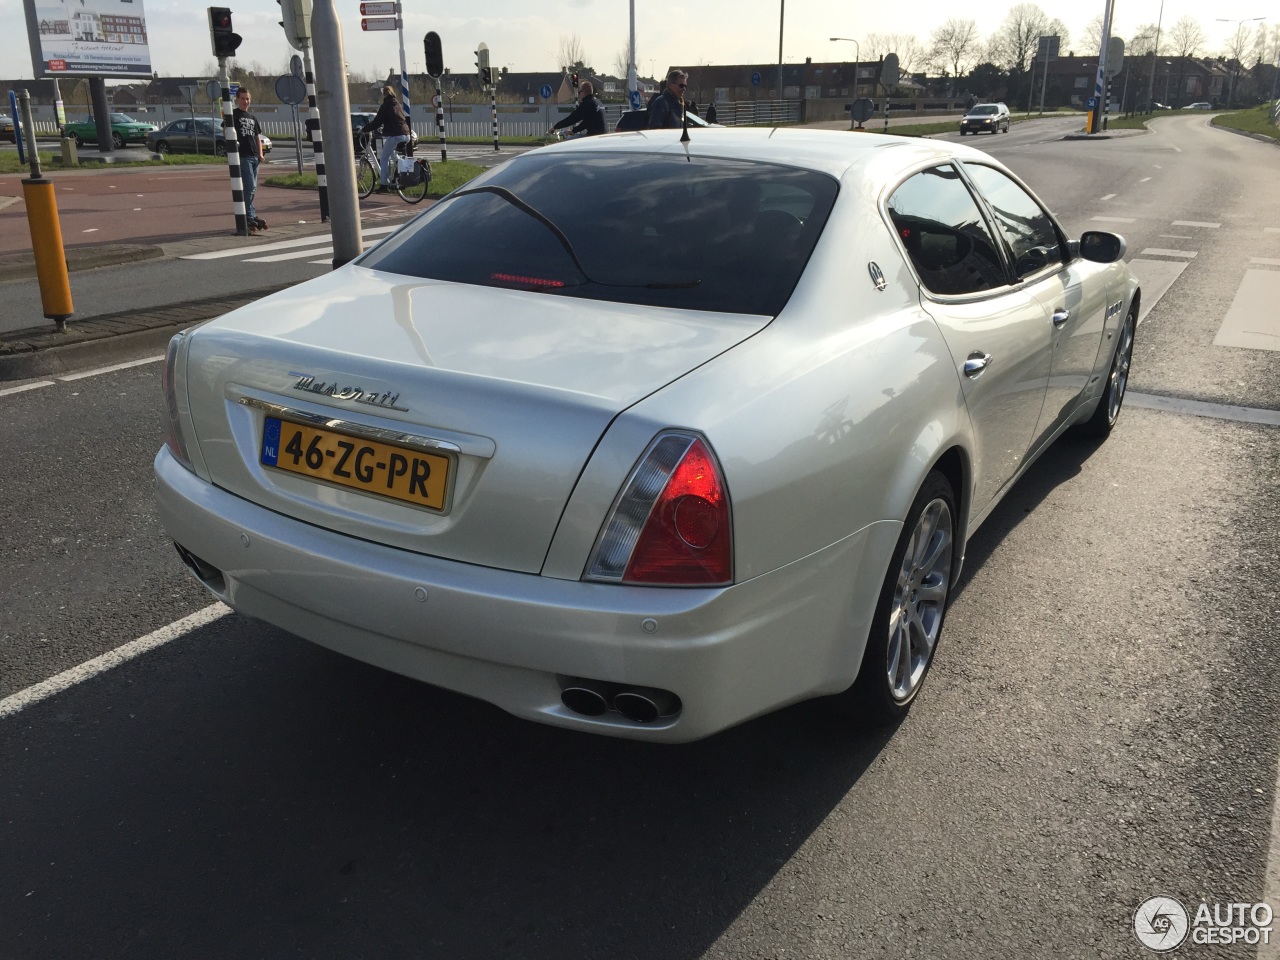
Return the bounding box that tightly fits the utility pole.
[311,0,362,267]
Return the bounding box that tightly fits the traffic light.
[475,43,490,89]
[208,7,242,59]
[570,72,579,89]
[424,31,443,78]
[277,0,311,52]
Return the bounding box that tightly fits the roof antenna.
[680,104,690,143]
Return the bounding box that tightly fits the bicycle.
[355,132,431,204]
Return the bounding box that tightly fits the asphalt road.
[2,114,1279,959]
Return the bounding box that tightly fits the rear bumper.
[155,449,898,742]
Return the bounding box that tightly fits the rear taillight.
[161,332,194,472]
[587,432,732,586]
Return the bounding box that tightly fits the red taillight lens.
[587,433,732,586]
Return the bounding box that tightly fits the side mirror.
[1077,230,1127,264]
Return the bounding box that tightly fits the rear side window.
[887,164,1008,296]
[362,153,839,316]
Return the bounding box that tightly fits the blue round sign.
[540,84,553,99]
[1086,97,1098,109]
[750,71,761,86]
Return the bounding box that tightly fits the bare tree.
[1082,15,1104,56]
[929,18,981,80]
[556,34,590,72]
[863,33,921,72]
[1046,19,1070,56]
[1168,16,1206,107]
[988,4,1052,73]
[1223,21,1259,106]
[613,42,634,80]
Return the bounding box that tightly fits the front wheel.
[154,140,169,155]
[396,160,431,203]
[68,131,82,147]
[214,141,226,157]
[1076,310,1135,438]
[356,157,378,199]
[111,132,125,149]
[848,470,956,725]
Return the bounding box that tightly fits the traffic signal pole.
[395,11,411,147]
[218,60,249,236]
[1088,0,1117,134]
[310,0,362,267]
[424,32,447,162]
[300,43,330,221]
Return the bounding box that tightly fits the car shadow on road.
[951,432,1106,601]
[1,613,899,959]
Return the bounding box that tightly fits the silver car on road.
[156,128,1139,741]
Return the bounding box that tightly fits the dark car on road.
[959,102,1010,135]
[0,113,19,143]
[145,118,272,156]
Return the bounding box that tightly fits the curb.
[0,282,296,382]
[0,243,166,283]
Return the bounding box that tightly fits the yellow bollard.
[22,179,74,328]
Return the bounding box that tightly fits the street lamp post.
[1216,16,1265,109]
[830,37,861,129]
[1144,0,1165,114]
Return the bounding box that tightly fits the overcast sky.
[2,0,1269,83]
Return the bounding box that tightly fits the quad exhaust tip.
[560,679,681,723]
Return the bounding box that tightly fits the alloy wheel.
[886,498,953,702]
[1107,317,1134,424]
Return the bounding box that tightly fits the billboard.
[23,0,153,78]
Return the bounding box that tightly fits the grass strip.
[265,159,485,196]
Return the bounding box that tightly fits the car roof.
[540,126,970,181]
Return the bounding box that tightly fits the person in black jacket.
[549,80,606,137]
[360,85,412,193]
[648,69,687,128]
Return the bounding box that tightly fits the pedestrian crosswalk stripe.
[182,224,400,261]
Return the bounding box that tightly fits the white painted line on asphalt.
[1139,177,1151,182]
[82,228,99,233]
[1141,248,1197,258]
[1092,216,1135,223]
[0,381,55,397]
[1100,194,1117,200]
[1252,258,1280,267]
[183,224,399,260]
[250,246,336,263]
[1172,220,1221,228]
[1126,393,1280,426]
[0,603,232,721]
[1213,270,1280,352]
[57,355,164,381]
[1126,259,1190,325]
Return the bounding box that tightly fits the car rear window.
[361,152,839,316]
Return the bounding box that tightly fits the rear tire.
[155,140,169,155]
[214,141,226,157]
[1076,309,1135,438]
[356,157,377,199]
[111,132,125,149]
[847,470,956,725]
[396,160,431,203]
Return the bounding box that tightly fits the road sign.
[179,84,199,103]
[851,97,874,122]
[540,83,552,99]
[1086,96,1098,109]
[205,79,222,100]
[1105,37,1125,77]
[1037,35,1060,60]
[431,94,441,106]
[274,73,306,105]
[751,71,761,86]
[880,53,899,89]
[359,1,397,13]
[290,54,303,79]
[361,17,397,31]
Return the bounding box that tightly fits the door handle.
[1052,308,1070,327]
[963,352,991,377]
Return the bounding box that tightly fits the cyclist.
[549,80,606,138]
[360,85,412,194]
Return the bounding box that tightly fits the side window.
[964,164,1064,279]
[886,165,1009,297]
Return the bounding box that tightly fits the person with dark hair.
[706,100,718,124]
[361,84,412,194]
[232,88,266,234]
[549,80,606,137]
[648,69,688,128]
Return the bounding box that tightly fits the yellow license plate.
[260,417,450,511]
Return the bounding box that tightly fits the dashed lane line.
[1140,248,1197,259]
[1172,220,1221,228]
[1126,393,1280,426]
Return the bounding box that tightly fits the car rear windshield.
[361,152,839,316]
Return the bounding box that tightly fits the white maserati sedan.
[156,127,1138,741]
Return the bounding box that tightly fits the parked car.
[61,112,158,148]
[959,102,1010,134]
[1187,101,1213,110]
[146,119,273,157]
[155,128,1139,742]
[0,113,19,143]
[614,108,713,132]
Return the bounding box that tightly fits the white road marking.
[1139,177,1151,182]
[0,381,55,397]
[1158,235,1193,240]
[82,228,99,233]
[1126,258,1190,325]
[1172,220,1220,228]
[57,355,164,381]
[1252,258,1280,267]
[1092,216,1135,223]
[1140,248,1197,258]
[183,224,399,261]
[0,603,232,720]
[249,246,339,263]
[1100,194,1117,200]
[1213,270,1280,351]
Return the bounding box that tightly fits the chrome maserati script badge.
[289,373,409,412]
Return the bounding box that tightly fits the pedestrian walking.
[232,88,266,234]
[706,101,718,124]
[648,69,688,128]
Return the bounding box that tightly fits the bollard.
[17,89,73,330]
[60,136,78,167]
